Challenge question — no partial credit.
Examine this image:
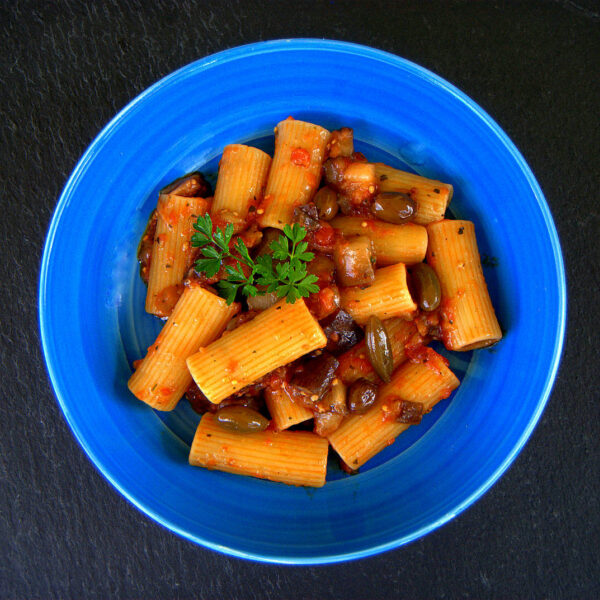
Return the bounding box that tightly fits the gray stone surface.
[1,1,599,598]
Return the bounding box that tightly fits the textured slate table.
[2,2,599,598]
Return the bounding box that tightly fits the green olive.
[215,406,269,433]
[314,187,339,220]
[370,192,416,224]
[347,379,378,414]
[365,315,393,383]
[411,263,441,311]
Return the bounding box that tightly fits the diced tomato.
[291,148,311,167]
[312,222,336,251]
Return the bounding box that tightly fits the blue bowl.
[39,40,566,564]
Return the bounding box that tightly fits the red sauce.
[153,284,184,319]
[406,345,449,375]
[439,297,458,348]
[312,222,335,250]
[305,285,340,320]
[336,342,377,385]
[291,147,311,167]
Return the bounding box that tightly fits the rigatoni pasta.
[189,413,329,487]
[128,285,239,410]
[187,298,327,404]
[340,263,417,324]
[427,220,502,351]
[265,385,313,431]
[146,195,209,317]
[258,119,330,229]
[328,349,460,469]
[128,117,502,487]
[374,163,453,225]
[211,144,271,230]
[331,216,428,265]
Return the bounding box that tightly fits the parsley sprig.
[191,216,320,305]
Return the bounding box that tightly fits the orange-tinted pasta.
[427,220,502,351]
[340,263,417,324]
[258,119,330,229]
[129,285,239,410]
[145,195,209,317]
[331,216,428,265]
[328,350,460,468]
[265,386,313,431]
[129,118,503,487]
[189,413,329,487]
[187,298,326,404]
[374,163,452,225]
[211,144,271,230]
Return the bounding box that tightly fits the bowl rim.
[39,38,567,564]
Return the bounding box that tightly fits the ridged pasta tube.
[374,163,452,225]
[211,144,271,230]
[340,263,417,324]
[129,285,239,410]
[328,350,459,468]
[187,298,327,404]
[189,413,329,487]
[258,119,330,229]
[426,219,502,351]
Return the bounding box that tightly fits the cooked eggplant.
[159,172,212,197]
[321,309,363,353]
[333,236,376,287]
[291,352,339,400]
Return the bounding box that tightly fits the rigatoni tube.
[328,350,459,468]
[374,163,452,225]
[211,144,271,230]
[426,219,502,351]
[258,119,330,229]
[265,386,313,431]
[128,285,239,411]
[340,263,417,325]
[187,298,327,404]
[189,413,329,487]
[145,195,209,317]
[331,216,428,266]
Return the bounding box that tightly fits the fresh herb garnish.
[191,215,319,305]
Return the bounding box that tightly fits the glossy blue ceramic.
[39,40,566,564]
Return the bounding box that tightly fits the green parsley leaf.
[192,213,319,305]
[195,258,221,279]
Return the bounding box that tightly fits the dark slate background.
[1,1,599,598]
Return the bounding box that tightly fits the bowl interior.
[40,40,565,564]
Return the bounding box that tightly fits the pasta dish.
[128,118,502,487]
